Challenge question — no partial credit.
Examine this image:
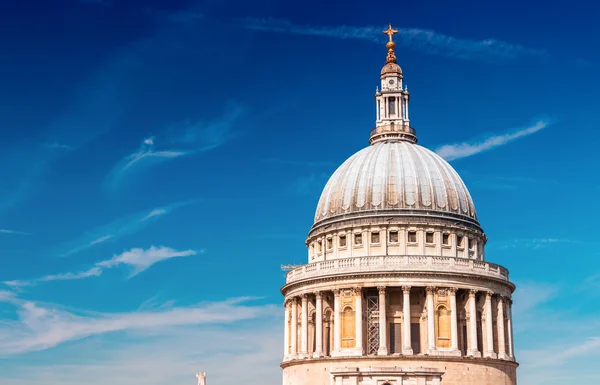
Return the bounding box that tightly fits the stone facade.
[279,24,518,385]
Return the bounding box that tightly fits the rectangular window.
[442,233,450,246]
[339,234,347,247]
[426,232,434,244]
[407,231,417,243]
[388,97,396,114]
[326,238,332,250]
[371,231,380,244]
[457,236,464,248]
[354,233,362,245]
[389,231,399,243]
[318,240,322,252]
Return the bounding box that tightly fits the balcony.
[285,255,509,284]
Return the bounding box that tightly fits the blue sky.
[1,0,599,384]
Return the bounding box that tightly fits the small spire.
[382,23,399,63]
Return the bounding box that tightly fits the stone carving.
[401,285,411,293]
[447,287,458,295]
[196,372,206,385]
[377,286,386,294]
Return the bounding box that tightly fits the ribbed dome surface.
[314,141,477,224]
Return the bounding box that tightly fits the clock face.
[388,79,395,85]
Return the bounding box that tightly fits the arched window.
[341,306,355,348]
[436,305,451,348]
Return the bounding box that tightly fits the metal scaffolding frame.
[366,292,380,355]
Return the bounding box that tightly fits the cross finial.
[383,23,398,42]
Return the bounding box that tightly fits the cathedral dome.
[313,141,478,225]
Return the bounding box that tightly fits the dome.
[314,141,478,225]
[381,62,402,76]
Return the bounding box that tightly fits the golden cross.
[383,23,398,42]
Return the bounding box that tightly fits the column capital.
[468,289,478,297]
[377,286,386,294]
[291,297,298,305]
[352,287,363,296]
[314,291,322,299]
[485,291,494,299]
[497,294,506,303]
[301,293,309,301]
[426,286,436,295]
[447,287,458,295]
[401,285,411,293]
[333,289,341,297]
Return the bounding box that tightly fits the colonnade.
[283,286,514,361]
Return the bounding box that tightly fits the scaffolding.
[366,292,380,355]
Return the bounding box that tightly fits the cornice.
[280,354,519,369]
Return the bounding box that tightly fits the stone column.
[507,298,515,359]
[467,290,480,356]
[497,296,508,360]
[426,287,436,353]
[333,289,341,353]
[354,287,364,355]
[484,292,497,358]
[283,300,290,359]
[449,288,459,352]
[290,298,298,358]
[377,286,388,355]
[313,292,323,358]
[402,286,413,355]
[300,294,308,358]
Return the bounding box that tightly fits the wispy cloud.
[435,119,549,161]
[242,18,547,61]
[56,200,195,257]
[106,101,244,190]
[0,296,277,356]
[0,313,281,385]
[0,229,30,235]
[492,238,571,250]
[5,246,200,288]
[521,337,600,368]
[43,142,74,151]
[97,246,199,277]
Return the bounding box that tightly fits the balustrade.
[285,255,509,284]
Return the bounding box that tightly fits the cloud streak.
[435,120,549,161]
[0,296,277,356]
[0,229,30,235]
[4,246,200,288]
[106,101,244,190]
[56,200,195,257]
[242,18,547,61]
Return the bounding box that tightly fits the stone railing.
[285,255,509,284]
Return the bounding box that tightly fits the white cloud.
[97,246,199,276]
[107,101,244,191]
[520,337,600,368]
[242,18,547,61]
[39,267,104,283]
[491,238,571,250]
[43,142,74,151]
[57,200,194,257]
[0,318,282,385]
[435,120,549,161]
[4,246,199,288]
[0,297,279,357]
[0,229,30,235]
